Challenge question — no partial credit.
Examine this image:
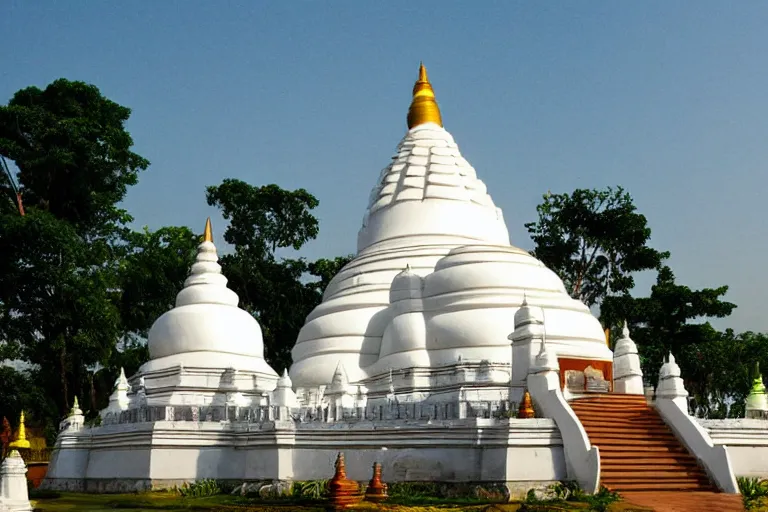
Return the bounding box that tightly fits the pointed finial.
[283,368,289,378]
[668,352,676,365]
[9,410,30,450]
[73,396,80,409]
[622,320,629,338]
[407,62,443,129]
[203,217,213,242]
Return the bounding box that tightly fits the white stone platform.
[43,412,565,493]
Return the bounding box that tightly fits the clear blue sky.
[3,2,767,333]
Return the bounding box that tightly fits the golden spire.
[203,217,213,242]
[406,62,443,129]
[9,411,30,450]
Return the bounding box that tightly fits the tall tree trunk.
[59,347,69,412]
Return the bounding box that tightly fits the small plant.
[176,478,221,498]
[738,476,768,510]
[291,479,329,500]
[388,481,440,498]
[582,486,621,512]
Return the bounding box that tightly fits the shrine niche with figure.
[558,358,613,393]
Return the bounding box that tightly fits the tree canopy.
[525,186,669,307]
[0,79,352,432]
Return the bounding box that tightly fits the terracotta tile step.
[568,400,651,409]
[574,411,661,420]
[603,481,715,490]
[601,470,708,479]
[571,405,652,412]
[585,431,676,440]
[573,400,649,404]
[578,418,667,426]
[589,439,682,447]
[602,461,698,469]
[584,430,674,438]
[598,446,689,455]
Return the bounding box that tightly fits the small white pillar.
[612,321,644,395]
[59,396,85,432]
[0,450,32,512]
[656,353,689,413]
[508,293,546,404]
[101,367,131,422]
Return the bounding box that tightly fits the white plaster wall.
[44,419,566,489]
[86,449,151,480]
[700,418,768,479]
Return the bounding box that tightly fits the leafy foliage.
[600,265,737,385]
[291,480,329,500]
[526,186,668,307]
[118,226,200,340]
[205,179,345,372]
[206,179,319,259]
[0,78,149,237]
[738,477,768,510]
[176,479,222,498]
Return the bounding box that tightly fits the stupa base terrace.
[43,353,768,495]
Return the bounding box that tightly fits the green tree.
[0,209,122,415]
[526,186,668,307]
[0,79,148,420]
[118,226,200,341]
[0,79,149,237]
[307,255,354,296]
[206,179,324,371]
[600,265,737,386]
[206,179,319,259]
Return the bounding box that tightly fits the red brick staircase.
[570,394,712,491]
[570,394,744,511]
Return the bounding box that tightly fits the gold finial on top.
[9,411,30,450]
[406,62,443,129]
[203,217,213,243]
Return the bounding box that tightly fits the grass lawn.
[29,491,654,512]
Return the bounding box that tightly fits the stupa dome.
[142,219,277,376]
[289,64,611,387]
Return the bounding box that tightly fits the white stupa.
[290,64,612,397]
[135,218,278,406]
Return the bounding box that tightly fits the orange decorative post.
[327,452,362,509]
[365,462,388,502]
[518,390,535,419]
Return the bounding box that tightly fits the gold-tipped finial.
[203,217,213,243]
[9,411,30,450]
[406,62,443,129]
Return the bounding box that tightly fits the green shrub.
[291,480,329,500]
[176,478,221,498]
[738,476,768,510]
[582,486,621,512]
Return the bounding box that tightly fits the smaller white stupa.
[131,218,279,407]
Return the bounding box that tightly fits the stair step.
[601,470,708,479]
[602,461,698,469]
[604,482,715,491]
[599,446,689,455]
[589,439,683,447]
[571,405,652,412]
[580,419,667,427]
[584,430,673,438]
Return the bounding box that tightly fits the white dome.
[145,238,277,377]
[289,74,611,388]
